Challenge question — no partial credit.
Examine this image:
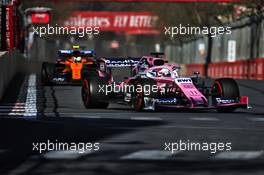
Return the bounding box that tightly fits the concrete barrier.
[185,59,264,80]
[0,50,40,100]
[0,51,19,99]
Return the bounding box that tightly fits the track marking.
[72,115,102,119]
[189,117,220,121]
[51,114,162,121]
[0,109,25,112]
[43,150,93,160]
[8,103,26,116]
[130,116,162,121]
[0,105,25,109]
[121,150,179,160]
[214,151,263,160]
[24,74,37,117]
[5,74,38,117]
[247,117,264,122]
[160,125,264,131]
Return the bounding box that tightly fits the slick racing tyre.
[212,78,240,112]
[41,62,54,86]
[81,76,109,109]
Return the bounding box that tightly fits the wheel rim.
[212,81,223,97]
[134,84,143,111]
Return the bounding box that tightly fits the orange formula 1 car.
[41,45,111,86]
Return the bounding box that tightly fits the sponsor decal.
[59,50,72,54]
[124,93,131,102]
[52,77,66,82]
[64,11,159,35]
[156,98,177,104]
[215,98,235,104]
[105,59,139,67]
[175,78,192,83]
[31,13,50,24]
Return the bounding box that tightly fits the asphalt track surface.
[0,73,264,174]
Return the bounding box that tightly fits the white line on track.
[247,117,264,122]
[61,115,162,121]
[0,105,25,109]
[1,103,25,105]
[130,116,162,121]
[7,74,37,117]
[72,115,102,119]
[214,151,263,160]
[43,150,93,160]
[160,125,264,131]
[23,74,37,117]
[121,150,179,160]
[0,109,25,112]
[189,117,220,121]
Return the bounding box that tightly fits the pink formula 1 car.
[81,53,249,112]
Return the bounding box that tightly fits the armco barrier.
[185,58,264,80]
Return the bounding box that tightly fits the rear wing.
[150,52,165,58]
[58,50,95,57]
[103,57,141,68]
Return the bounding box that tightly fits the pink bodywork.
[146,65,208,107]
[116,56,248,110]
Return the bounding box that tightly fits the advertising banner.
[64,11,159,34]
[6,5,14,50]
[31,13,50,24]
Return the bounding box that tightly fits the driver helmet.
[73,56,82,62]
[173,67,181,78]
[139,60,149,72]
[158,68,171,77]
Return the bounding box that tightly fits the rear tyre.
[212,78,240,112]
[81,76,109,109]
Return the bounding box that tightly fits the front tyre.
[132,80,156,111]
[212,78,240,112]
[81,77,109,109]
[132,83,144,111]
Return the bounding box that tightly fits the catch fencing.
[165,13,264,80]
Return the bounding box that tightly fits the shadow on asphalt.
[0,116,165,174]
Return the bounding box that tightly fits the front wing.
[145,96,249,111]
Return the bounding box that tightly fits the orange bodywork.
[58,57,94,80]
[70,63,83,80]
